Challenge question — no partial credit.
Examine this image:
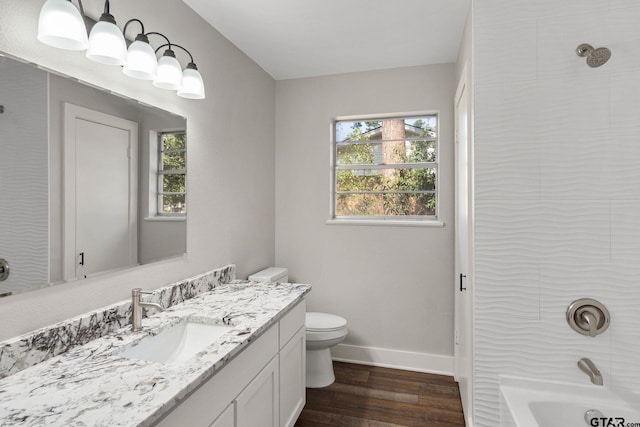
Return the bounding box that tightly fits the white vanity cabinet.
[155,300,306,427]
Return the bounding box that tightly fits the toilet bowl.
[305,312,348,388]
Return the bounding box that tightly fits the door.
[63,103,138,280]
[454,61,473,424]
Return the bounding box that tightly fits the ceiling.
[182,0,470,81]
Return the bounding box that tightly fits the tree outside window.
[334,114,437,218]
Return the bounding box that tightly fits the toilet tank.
[248,267,289,283]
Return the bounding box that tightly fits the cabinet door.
[236,355,279,427]
[279,327,305,427]
[210,403,234,427]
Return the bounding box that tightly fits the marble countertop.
[0,281,310,426]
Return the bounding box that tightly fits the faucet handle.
[579,309,600,337]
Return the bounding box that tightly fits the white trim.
[326,219,444,227]
[335,110,440,122]
[144,216,186,222]
[331,343,454,376]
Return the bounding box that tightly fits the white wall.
[275,64,456,372]
[455,9,472,83]
[0,0,275,340]
[473,1,640,425]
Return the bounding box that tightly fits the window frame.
[156,130,187,217]
[328,111,442,226]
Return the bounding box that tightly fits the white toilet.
[305,312,348,388]
[248,268,348,389]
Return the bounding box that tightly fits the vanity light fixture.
[36,0,206,99]
[37,0,88,50]
[85,0,127,65]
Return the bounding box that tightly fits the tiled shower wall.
[473,0,640,425]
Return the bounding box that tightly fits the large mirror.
[0,53,187,297]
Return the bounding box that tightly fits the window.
[332,114,438,221]
[157,131,187,216]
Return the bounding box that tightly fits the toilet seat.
[306,312,347,332]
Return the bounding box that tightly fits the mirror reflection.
[0,54,187,297]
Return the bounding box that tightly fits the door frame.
[63,103,138,281]
[454,60,474,425]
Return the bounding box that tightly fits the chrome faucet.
[131,288,165,332]
[577,358,603,385]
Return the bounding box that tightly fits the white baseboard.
[331,343,454,376]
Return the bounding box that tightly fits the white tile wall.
[475,82,540,199]
[475,19,537,86]
[474,2,640,426]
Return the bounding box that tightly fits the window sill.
[325,218,444,228]
[144,216,186,222]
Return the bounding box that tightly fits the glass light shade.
[178,68,206,99]
[153,54,183,90]
[123,40,157,80]
[37,0,88,50]
[86,20,127,65]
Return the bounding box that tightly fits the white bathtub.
[500,376,640,427]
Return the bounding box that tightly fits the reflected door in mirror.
[64,104,139,280]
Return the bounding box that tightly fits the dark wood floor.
[295,362,465,427]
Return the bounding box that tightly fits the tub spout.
[577,358,603,385]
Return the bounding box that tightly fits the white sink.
[120,321,233,364]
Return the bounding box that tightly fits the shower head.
[576,43,611,68]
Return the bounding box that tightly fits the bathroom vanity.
[0,271,310,427]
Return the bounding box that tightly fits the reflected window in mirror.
[157,131,187,216]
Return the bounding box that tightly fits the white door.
[454,62,473,424]
[63,103,138,280]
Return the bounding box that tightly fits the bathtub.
[500,376,640,427]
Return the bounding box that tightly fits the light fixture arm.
[146,32,173,51]
[155,43,197,68]
[123,18,150,43]
[123,19,144,37]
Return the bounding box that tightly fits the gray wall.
[275,64,456,371]
[0,0,275,340]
